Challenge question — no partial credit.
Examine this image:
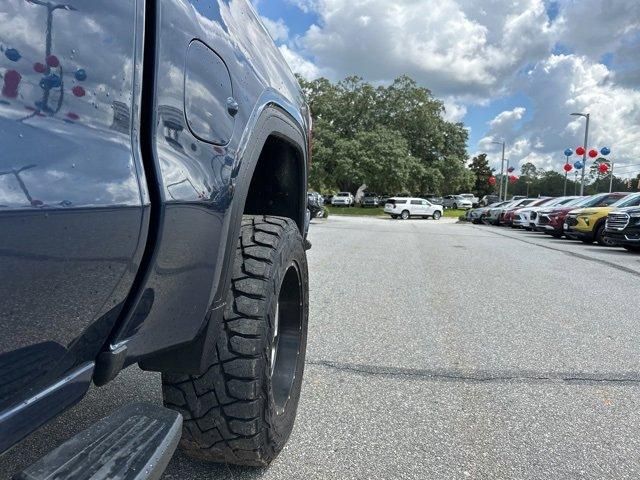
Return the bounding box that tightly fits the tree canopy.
[300,75,473,195]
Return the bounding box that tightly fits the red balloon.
[72,85,85,97]
[2,69,21,98]
[488,176,497,185]
[66,112,79,120]
[33,62,46,73]
[575,146,585,156]
[588,149,598,158]
[563,163,573,172]
[598,163,609,173]
[46,54,59,67]
[508,175,518,184]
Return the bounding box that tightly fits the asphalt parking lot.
[3,215,640,479]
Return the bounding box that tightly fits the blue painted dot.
[75,68,87,81]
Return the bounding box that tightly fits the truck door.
[0,0,148,449]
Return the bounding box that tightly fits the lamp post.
[504,159,510,200]
[609,161,615,193]
[492,140,506,201]
[570,112,590,195]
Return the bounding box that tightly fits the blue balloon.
[5,48,21,62]
[574,161,584,170]
[564,148,573,157]
[74,68,87,81]
[600,146,610,156]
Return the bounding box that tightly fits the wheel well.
[244,135,305,231]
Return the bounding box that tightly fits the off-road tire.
[162,215,309,467]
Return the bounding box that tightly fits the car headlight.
[630,213,640,218]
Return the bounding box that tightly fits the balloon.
[66,112,79,120]
[5,48,21,62]
[600,147,611,156]
[507,166,515,173]
[2,70,21,98]
[574,161,584,169]
[40,73,61,90]
[488,176,497,185]
[575,146,585,156]
[563,163,573,172]
[598,163,609,174]
[564,148,573,157]
[33,62,46,73]
[72,85,85,97]
[588,149,598,158]
[46,54,60,67]
[75,69,87,81]
[509,175,518,184]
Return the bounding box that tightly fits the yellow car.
[564,192,640,245]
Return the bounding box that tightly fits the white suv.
[384,197,443,220]
[331,192,354,206]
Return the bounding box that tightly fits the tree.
[469,153,494,197]
[520,162,538,196]
[298,75,471,195]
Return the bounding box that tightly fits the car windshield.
[581,194,624,207]
[612,194,640,208]
[337,193,349,196]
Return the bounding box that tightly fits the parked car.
[361,192,380,207]
[480,194,501,206]
[564,192,639,245]
[323,194,334,204]
[331,191,355,206]
[605,206,640,252]
[0,0,310,473]
[308,191,325,218]
[442,195,473,209]
[536,193,625,238]
[502,198,543,227]
[459,193,480,206]
[485,198,536,225]
[468,201,510,224]
[384,197,443,220]
[421,193,444,205]
[512,197,578,229]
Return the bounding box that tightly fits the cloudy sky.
[254,0,640,177]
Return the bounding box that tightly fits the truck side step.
[15,403,182,480]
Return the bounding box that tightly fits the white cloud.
[260,16,289,42]
[479,55,640,174]
[287,0,556,98]
[278,44,323,79]
[441,98,468,123]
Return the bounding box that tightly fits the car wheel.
[453,203,458,209]
[162,215,308,467]
[432,211,442,220]
[595,224,616,247]
[400,210,410,220]
[623,245,640,253]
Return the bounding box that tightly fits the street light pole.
[492,140,506,201]
[609,161,614,193]
[570,112,590,196]
[504,159,510,200]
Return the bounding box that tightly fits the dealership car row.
[465,192,640,253]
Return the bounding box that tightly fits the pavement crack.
[471,225,640,278]
[306,359,640,386]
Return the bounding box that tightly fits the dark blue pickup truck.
[0,1,311,477]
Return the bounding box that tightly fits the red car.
[503,198,555,228]
[536,193,626,237]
